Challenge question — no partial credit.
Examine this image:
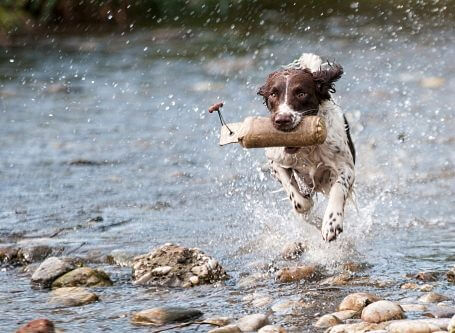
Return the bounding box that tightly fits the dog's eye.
[270,92,278,98]
[297,92,307,98]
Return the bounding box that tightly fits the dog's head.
[257,63,343,132]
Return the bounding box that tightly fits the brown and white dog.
[258,53,355,242]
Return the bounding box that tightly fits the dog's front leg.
[321,164,354,241]
[270,161,313,214]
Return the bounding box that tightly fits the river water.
[1,9,454,332]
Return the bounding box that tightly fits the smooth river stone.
[339,292,381,311]
[314,314,342,328]
[236,314,269,332]
[327,321,387,333]
[449,314,455,333]
[15,319,55,333]
[51,267,112,288]
[276,265,318,283]
[31,257,77,288]
[208,325,241,333]
[361,300,405,323]
[50,287,98,307]
[258,325,287,333]
[131,307,203,326]
[419,293,449,303]
[400,304,428,312]
[387,320,441,333]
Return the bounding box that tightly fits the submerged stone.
[276,265,319,283]
[31,257,78,288]
[130,307,203,326]
[50,287,98,307]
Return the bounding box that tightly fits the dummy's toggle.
[208,102,327,148]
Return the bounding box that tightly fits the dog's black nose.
[274,113,292,126]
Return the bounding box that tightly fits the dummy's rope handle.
[208,102,234,135]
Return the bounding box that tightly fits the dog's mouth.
[284,147,300,154]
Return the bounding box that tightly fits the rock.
[276,265,319,283]
[327,322,387,333]
[280,241,307,260]
[415,272,439,282]
[387,320,443,333]
[31,257,78,288]
[50,287,98,307]
[449,314,455,333]
[331,310,358,320]
[447,267,455,283]
[401,304,428,312]
[320,273,353,286]
[236,314,269,332]
[271,300,309,315]
[361,300,405,323]
[16,319,55,333]
[132,243,227,287]
[1,246,55,267]
[258,325,287,333]
[423,307,455,319]
[314,314,342,328]
[419,293,449,304]
[419,284,434,292]
[208,325,241,333]
[339,293,381,311]
[51,267,112,288]
[203,317,231,326]
[401,282,419,290]
[131,307,203,326]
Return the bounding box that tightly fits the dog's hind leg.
[269,161,313,214]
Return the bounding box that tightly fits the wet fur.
[258,53,355,242]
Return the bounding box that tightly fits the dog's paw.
[289,190,313,214]
[321,211,343,242]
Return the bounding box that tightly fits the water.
[1,12,455,332]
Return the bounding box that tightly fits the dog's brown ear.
[312,63,343,101]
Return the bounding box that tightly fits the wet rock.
[258,325,287,333]
[401,304,428,312]
[130,307,203,326]
[208,325,241,333]
[236,314,269,332]
[415,272,439,282]
[423,306,455,319]
[419,284,434,292]
[1,245,55,267]
[31,257,78,288]
[339,292,381,311]
[276,265,319,283]
[419,293,449,304]
[448,314,455,333]
[238,273,266,288]
[314,314,342,328]
[51,267,112,288]
[361,300,405,323]
[401,282,419,290]
[280,241,307,260]
[327,322,387,333]
[203,317,232,327]
[132,243,227,287]
[332,310,358,320]
[50,287,99,307]
[320,273,353,286]
[447,267,455,283]
[16,319,55,333]
[387,319,444,333]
